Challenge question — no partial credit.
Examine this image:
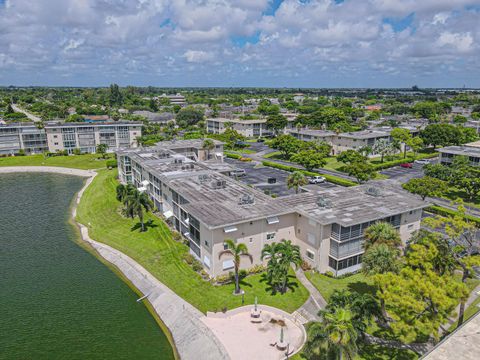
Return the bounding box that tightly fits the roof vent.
[365,187,382,197]
[238,194,255,205]
[211,179,226,189]
[198,174,209,183]
[316,196,332,209]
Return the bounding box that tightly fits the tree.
[391,128,412,159]
[218,239,253,294]
[149,98,159,112]
[304,308,358,360]
[266,113,287,135]
[6,103,14,114]
[175,106,204,127]
[374,244,468,343]
[407,136,424,158]
[109,83,123,106]
[270,134,300,159]
[423,206,480,327]
[286,171,308,194]
[364,222,401,251]
[202,139,215,160]
[343,161,375,184]
[291,150,327,171]
[116,183,135,204]
[420,123,462,149]
[124,189,154,232]
[337,150,366,165]
[372,138,393,163]
[261,239,301,293]
[96,143,109,159]
[222,128,245,149]
[402,177,448,200]
[362,244,401,276]
[453,115,467,125]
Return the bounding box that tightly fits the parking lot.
[380,158,437,182]
[225,158,337,197]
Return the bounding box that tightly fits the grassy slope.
[305,272,375,301]
[0,154,111,170]
[77,170,309,314]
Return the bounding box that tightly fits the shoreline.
[1,166,229,360]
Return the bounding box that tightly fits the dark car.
[400,163,413,168]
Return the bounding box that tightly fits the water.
[0,173,174,360]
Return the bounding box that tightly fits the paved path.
[294,269,327,321]
[0,166,95,177]
[11,103,42,122]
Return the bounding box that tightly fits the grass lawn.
[76,169,309,314]
[263,151,283,159]
[305,272,375,301]
[322,157,345,171]
[0,153,112,170]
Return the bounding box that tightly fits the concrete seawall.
[1,166,230,360]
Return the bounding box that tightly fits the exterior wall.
[399,209,423,244]
[206,119,272,138]
[0,125,48,155]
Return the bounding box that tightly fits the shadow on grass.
[131,219,158,232]
[348,281,377,296]
[359,343,418,360]
[258,273,299,295]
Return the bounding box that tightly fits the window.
[408,224,414,230]
[223,242,229,250]
[222,259,234,270]
[249,238,253,243]
[54,142,58,145]
[306,250,315,260]
[307,233,316,246]
[266,232,275,240]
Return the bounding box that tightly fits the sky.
[0,0,480,88]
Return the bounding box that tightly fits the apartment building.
[206,114,298,137]
[117,140,427,278]
[288,126,421,156]
[0,123,48,155]
[0,121,141,155]
[45,121,141,154]
[438,141,480,167]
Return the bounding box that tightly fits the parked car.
[400,163,413,168]
[414,159,431,165]
[309,176,326,184]
[230,168,246,177]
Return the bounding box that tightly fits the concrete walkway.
[294,269,327,322]
[11,103,42,122]
[0,166,95,177]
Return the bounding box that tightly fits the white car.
[414,159,431,165]
[309,176,326,184]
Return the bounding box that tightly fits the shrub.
[192,259,204,272]
[106,159,118,168]
[324,271,334,278]
[172,231,183,242]
[73,148,82,155]
[300,259,312,271]
[225,152,242,160]
[248,264,266,274]
[240,157,252,162]
[183,253,195,265]
[17,149,26,156]
[427,205,480,227]
[214,273,233,285]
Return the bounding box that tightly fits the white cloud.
[0,0,479,86]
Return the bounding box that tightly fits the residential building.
[206,114,298,137]
[0,121,142,155]
[117,140,427,278]
[0,123,48,155]
[159,93,186,106]
[438,141,480,167]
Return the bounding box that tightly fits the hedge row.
[261,160,357,187]
[426,205,480,227]
[225,152,242,160]
[371,152,438,170]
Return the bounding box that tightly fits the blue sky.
[0,0,479,87]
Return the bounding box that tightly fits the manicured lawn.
[322,157,344,171]
[76,170,309,314]
[0,153,112,170]
[305,272,375,301]
[263,151,283,159]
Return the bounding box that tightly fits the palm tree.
[202,139,215,160]
[364,222,401,251]
[286,171,308,194]
[125,189,154,232]
[304,308,358,360]
[218,239,253,294]
[261,240,301,293]
[116,184,134,203]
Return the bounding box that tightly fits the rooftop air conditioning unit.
[316,196,332,209]
[365,187,381,197]
[238,194,255,205]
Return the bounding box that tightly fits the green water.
[0,173,174,360]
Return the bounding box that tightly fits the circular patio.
[201,305,306,360]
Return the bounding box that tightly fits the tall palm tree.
[218,239,253,294]
[286,171,308,194]
[202,139,215,160]
[278,240,302,293]
[125,189,154,232]
[305,309,358,360]
[261,240,301,293]
[116,184,134,203]
[261,242,283,288]
[364,222,401,251]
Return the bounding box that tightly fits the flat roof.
[288,129,336,137]
[207,117,266,124]
[44,121,142,128]
[338,129,391,139]
[437,145,480,158]
[422,311,480,360]
[154,138,224,149]
[279,181,428,227]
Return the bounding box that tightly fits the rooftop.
[287,129,336,137]
[43,121,142,128]
[338,129,391,139]
[438,145,480,157]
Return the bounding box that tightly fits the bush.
[172,231,183,242]
[247,264,266,274]
[301,259,312,271]
[17,149,26,156]
[73,148,82,155]
[225,152,242,160]
[106,159,118,168]
[324,271,334,278]
[183,253,195,265]
[240,157,252,162]
[192,260,204,272]
[426,205,480,227]
[214,273,233,285]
